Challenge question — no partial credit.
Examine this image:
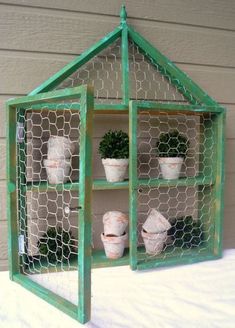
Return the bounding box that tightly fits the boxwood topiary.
[38,227,76,263]
[156,130,189,158]
[168,216,204,248]
[99,130,129,159]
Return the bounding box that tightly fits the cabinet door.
[7,85,94,323]
[129,100,225,271]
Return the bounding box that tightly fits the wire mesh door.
[7,86,94,323]
[129,101,225,271]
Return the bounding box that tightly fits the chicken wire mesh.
[129,40,199,105]
[54,38,198,106]
[56,39,122,104]
[16,103,82,305]
[135,109,216,263]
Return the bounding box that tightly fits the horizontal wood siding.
[0,1,234,270]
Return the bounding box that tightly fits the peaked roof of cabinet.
[29,5,220,108]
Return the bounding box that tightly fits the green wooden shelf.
[25,248,130,274]
[25,179,129,192]
[138,175,214,188]
[25,244,213,275]
[25,176,214,193]
[136,246,217,270]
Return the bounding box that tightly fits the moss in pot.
[99,130,129,182]
[156,130,189,179]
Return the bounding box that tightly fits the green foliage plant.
[156,130,189,158]
[168,216,204,248]
[38,226,75,263]
[99,130,129,159]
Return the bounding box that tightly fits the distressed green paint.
[30,103,128,112]
[139,176,213,188]
[121,20,129,105]
[128,25,218,107]
[132,101,224,114]
[129,101,138,270]
[7,85,89,108]
[26,179,129,192]
[129,101,225,270]
[92,248,129,268]
[7,85,94,324]
[17,108,28,271]
[29,27,122,95]
[137,251,220,271]
[6,103,19,279]
[213,110,226,256]
[78,85,94,324]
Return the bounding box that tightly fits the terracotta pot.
[158,157,184,179]
[141,229,167,255]
[48,136,75,160]
[102,158,129,182]
[101,232,128,259]
[44,159,71,184]
[103,211,128,236]
[143,209,171,234]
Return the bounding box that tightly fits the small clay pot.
[141,229,167,255]
[103,211,128,236]
[158,157,184,180]
[48,136,75,160]
[44,159,71,184]
[143,209,171,234]
[101,232,128,259]
[102,158,129,182]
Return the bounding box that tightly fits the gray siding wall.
[0,0,235,270]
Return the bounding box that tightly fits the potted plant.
[141,209,171,255]
[99,130,129,182]
[37,226,76,264]
[168,216,204,248]
[44,135,75,184]
[101,211,128,259]
[156,130,189,179]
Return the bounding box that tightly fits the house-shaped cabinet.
[6,6,225,324]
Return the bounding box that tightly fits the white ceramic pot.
[102,158,129,182]
[44,159,71,184]
[103,211,128,236]
[141,229,167,255]
[158,157,184,180]
[48,136,75,160]
[101,232,128,259]
[143,209,171,234]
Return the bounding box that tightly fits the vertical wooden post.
[78,85,94,323]
[17,108,28,272]
[6,103,19,279]
[121,5,129,106]
[213,110,226,256]
[129,101,138,270]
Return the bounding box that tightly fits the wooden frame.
[6,85,94,324]
[129,101,225,271]
[6,5,226,324]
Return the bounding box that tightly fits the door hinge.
[17,122,24,143]
[18,234,25,254]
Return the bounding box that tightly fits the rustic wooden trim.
[78,85,94,323]
[6,102,19,279]
[129,101,138,270]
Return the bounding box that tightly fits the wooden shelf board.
[23,244,213,274]
[26,176,214,192]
